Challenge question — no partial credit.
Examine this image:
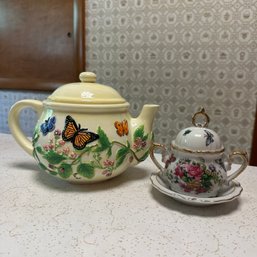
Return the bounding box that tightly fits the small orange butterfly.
[62,115,99,150]
[114,119,129,137]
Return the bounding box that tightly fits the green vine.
[33,125,150,179]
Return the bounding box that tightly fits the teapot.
[150,107,248,198]
[8,72,159,183]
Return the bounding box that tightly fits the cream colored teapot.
[9,72,159,183]
[150,108,248,198]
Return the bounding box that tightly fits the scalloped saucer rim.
[150,173,243,206]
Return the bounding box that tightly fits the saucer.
[150,173,243,206]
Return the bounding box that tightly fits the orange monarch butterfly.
[114,119,129,137]
[62,115,99,150]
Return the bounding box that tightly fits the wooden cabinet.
[0,0,85,91]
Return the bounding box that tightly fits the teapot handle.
[8,100,43,156]
[150,143,166,172]
[227,150,248,182]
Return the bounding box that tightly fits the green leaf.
[38,162,48,171]
[33,149,38,160]
[58,163,72,179]
[107,147,112,158]
[96,127,111,151]
[43,150,67,165]
[138,150,149,162]
[83,146,93,153]
[77,163,95,179]
[32,132,40,146]
[142,134,148,141]
[202,173,212,181]
[133,125,144,140]
[116,147,130,160]
[49,171,58,176]
[116,147,130,168]
[35,146,44,154]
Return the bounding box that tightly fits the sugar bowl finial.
[192,107,210,128]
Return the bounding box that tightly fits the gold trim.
[227,150,248,182]
[192,107,210,128]
[150,143,166,171]
[171,143,225,154]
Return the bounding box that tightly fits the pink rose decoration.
[187,165,203,180]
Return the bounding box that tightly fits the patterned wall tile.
[86,0,257,157]
[0,90,49,135]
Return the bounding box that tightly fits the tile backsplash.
[1,0,257,157]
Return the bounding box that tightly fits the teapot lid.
[172,108,224,154]
[47,72,126,104]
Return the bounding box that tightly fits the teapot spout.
[130,104,159,164]
[135,104,159,128]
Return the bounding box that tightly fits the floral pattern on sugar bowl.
[164,157,226,196]
[150,107,248,198]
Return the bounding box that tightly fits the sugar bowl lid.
[47,72,127,105]
[171,108,224,154]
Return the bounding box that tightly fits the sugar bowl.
[150,108,248,198]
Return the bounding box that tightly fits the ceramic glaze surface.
[163,154,227,197]
[150,174,243,206]
[32,110,151,182]
[8,72,159,183]
[48,72,127,104]
[150,108,248,198]
[172,126,223,152]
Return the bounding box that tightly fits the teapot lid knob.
[79,72,96,83]
[192,107,210,127]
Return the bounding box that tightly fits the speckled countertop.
[1,133,257,257]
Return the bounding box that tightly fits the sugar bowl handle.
[150,143,166,172]
[227,150,248,182]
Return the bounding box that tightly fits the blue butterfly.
[40,116,56,136]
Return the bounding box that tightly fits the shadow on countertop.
[11,161,149,193]
[150,186,243,217]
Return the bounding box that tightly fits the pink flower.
[62,147,70,155]
[187,164,203,180]
[70,152,78,159]
[59,140,66,146]
[102,170,112,176]
[54,129,62,136]
[133,137,147,151]
[174,165,184,178]
[48,144,54,150]
[43,145,49,151]
[104,159,114,167]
